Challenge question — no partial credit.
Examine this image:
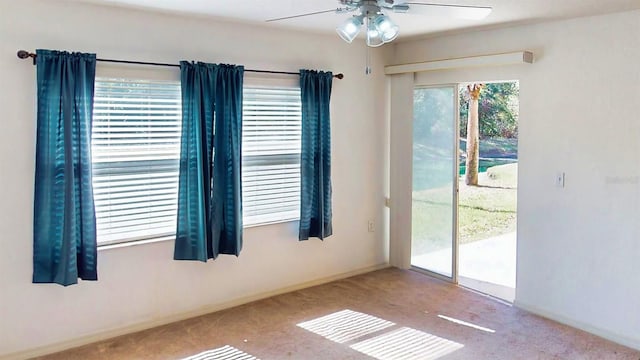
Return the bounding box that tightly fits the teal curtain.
[174,62,244,261]
[33,49,97,286]
[299,70,333,240]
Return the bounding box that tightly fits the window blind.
[92,78,181,245]
[242,86,302,225]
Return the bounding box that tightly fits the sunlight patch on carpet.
[181,345,259,360]
[437,314,496,333]
[350,327,464,360]
[296,309,395,343]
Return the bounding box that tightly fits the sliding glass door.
[411,86,458,280]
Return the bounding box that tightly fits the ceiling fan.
[267,0,492,47]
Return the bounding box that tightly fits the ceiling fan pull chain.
[365,44,372,75]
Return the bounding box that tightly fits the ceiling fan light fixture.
[366,18,384,47]
[372,14,399,42]
[336,15,364,43]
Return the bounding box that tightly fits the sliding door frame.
[410,83,460,284]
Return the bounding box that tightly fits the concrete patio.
[412,231,517,302]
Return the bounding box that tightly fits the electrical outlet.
[368,220,375,233]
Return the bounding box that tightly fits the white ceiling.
[75,0,640,39]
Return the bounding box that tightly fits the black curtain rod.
[16,50,344,79]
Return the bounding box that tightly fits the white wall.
[388,73,414,270]
[0,1,390,357]
[391,10,640,349]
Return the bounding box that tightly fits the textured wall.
[0,0,390,356]
[391,9,640,349]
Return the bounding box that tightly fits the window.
[92,78,300,245]
[242,86,302,226]
[92,78,181,246]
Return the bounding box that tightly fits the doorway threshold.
[458,276,515,303]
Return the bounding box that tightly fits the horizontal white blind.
[92,78,181,245]
[242,86,301,225]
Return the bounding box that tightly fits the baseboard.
[514,300,640,351]
[2,263,390,360]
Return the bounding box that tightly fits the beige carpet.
[33,268,639,359]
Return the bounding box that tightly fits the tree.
[465,84,483,186]
[460,82,519,139]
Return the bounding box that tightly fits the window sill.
[97,235,174,251]
[244,217,299,229]
[97,219,299,251]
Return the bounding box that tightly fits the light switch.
[556,172,565,188]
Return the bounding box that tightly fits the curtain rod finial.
[335,73,344,79]
[17,50,36,65]
[17,50,31,59]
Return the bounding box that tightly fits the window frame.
[241,75,302,227]
[94,71,303,249]
[92,77,182,247]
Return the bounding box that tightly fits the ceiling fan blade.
[266,8,343,22]
[379,0,408,8]
[404,3,492,20]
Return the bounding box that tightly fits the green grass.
[412,163,518,255]
[414,137,517,190]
